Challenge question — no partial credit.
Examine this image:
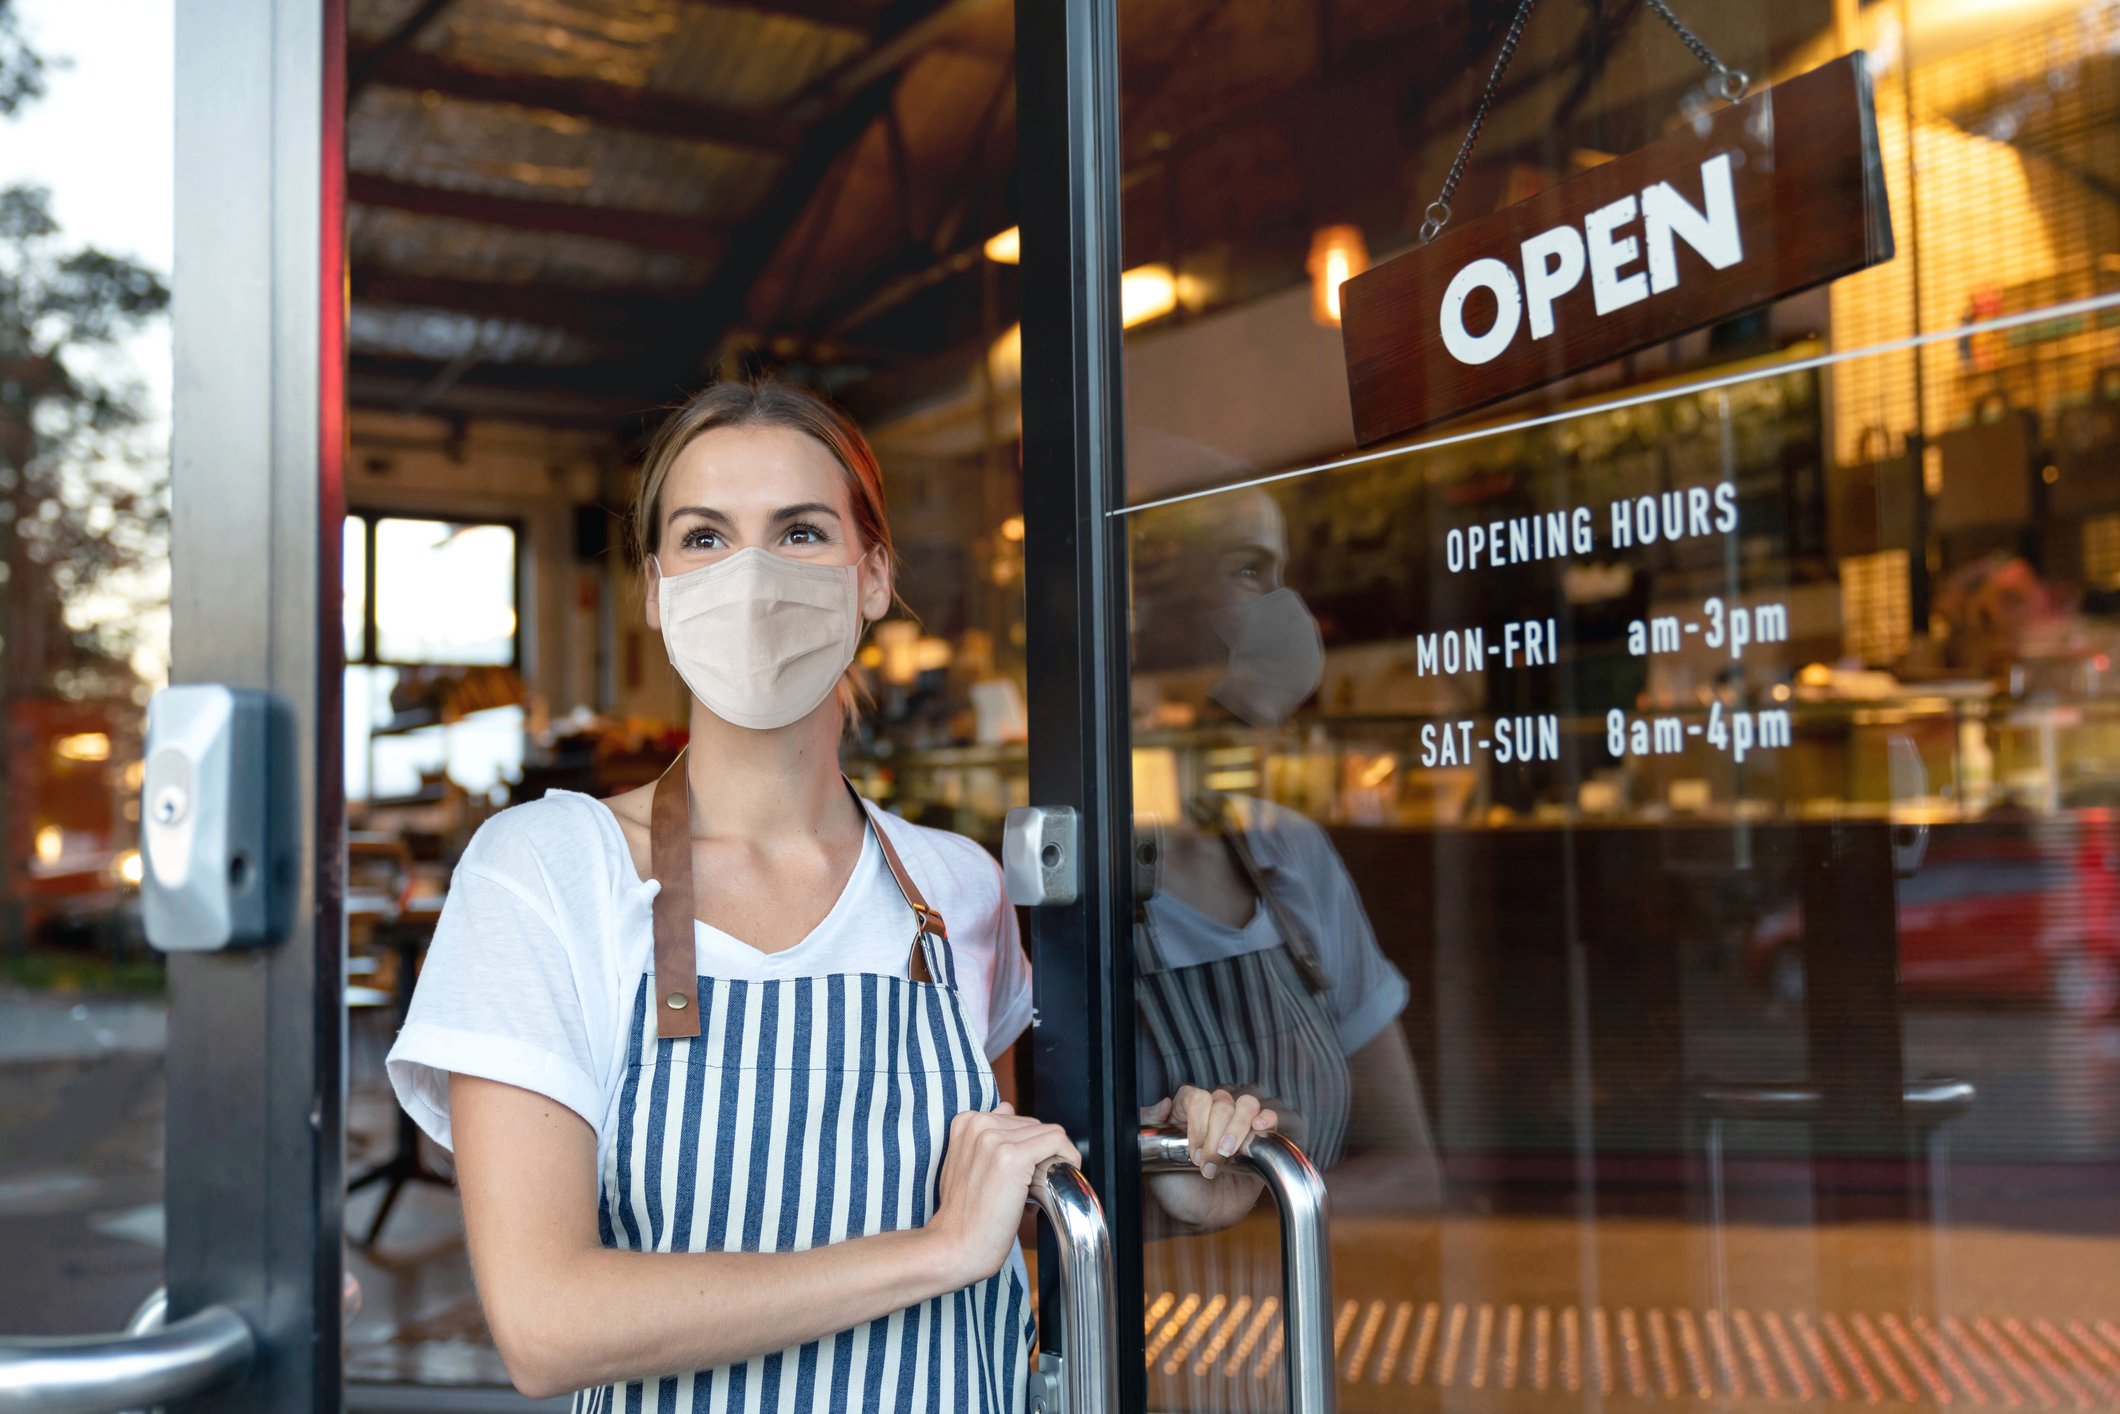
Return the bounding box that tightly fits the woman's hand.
[1140,1086,1285,1231]
[925,1102,1080,1288]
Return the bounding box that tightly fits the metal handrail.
[1693,1077,1977,1127]
[1141,1127,1336,1414]
[0,1303,254,1414]
[1026,1159,1118,1414]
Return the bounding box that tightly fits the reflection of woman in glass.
[1129,472,1442,1409]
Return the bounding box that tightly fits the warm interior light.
[1358,754,1398,789]
[1132,747,1182,826]
[117,850,144,886]
[983,226,1020,264]
[999,515,1024,543]
[913,637,952,674]
[1307,225,1369,327]
[875,620,922,686]
[54,732,111,763]
[988,322,1022,388]
[1121,265,1179,328]
[34,825,62,865]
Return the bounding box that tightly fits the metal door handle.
[1141,1127,1336,1414]
[1024,1160,1118,1414]
[0,1303,254,1414]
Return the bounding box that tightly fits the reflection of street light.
[34,825,62,865]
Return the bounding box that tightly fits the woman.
[1129,483,1441,1195]
[1128,475,1442,1411]
[386,379,1272,1411]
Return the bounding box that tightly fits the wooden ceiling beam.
[347,172,726,257]
[348,355,659,427]
[347,0,461,100]
[648,0,995,377]
[677,0,882,36]
[352,48,802,151]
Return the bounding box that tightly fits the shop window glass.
[342,515,523,802]
[1108,2,2120,1409]
[372,518,517,667]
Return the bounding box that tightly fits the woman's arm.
[451,1074,1075,1400]
[1336,1025,1444,1210]
[1341,1024,1435,1155]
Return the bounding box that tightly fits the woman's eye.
[680,527,721,550]
[785,522,830,545]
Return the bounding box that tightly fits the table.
[348,902,449,1248]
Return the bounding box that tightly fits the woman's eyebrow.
[664,503,842,524]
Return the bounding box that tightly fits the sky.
[0,1,175,430]
[0,2,175,693]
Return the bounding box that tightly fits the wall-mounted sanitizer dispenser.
[141,684,298,951]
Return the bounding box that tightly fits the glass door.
[162,1,348,1408]
[1021,0,2120,1411]
[4,2,346,1407]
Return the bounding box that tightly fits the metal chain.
[1418,0,1748,246]
[1418,0,1539,245]
[1641,0,1749,103]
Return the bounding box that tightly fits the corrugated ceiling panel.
[349,86,782,219]
[349,204,715,288]
[350,304,611,364]
[423,0,866,110]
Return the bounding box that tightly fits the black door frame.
[168,0,346,1408]
[1011,0,1146,1404]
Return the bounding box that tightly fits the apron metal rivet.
[664,992,688,1011]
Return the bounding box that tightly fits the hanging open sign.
[1340,53,1895,447]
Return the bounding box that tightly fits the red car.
[1747,814,2120,1018]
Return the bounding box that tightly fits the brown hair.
[630,378,895,731]
[630,379,892,567]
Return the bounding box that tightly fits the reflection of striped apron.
[1134,794,1352,1169]
[1134,793,1351,1414]
[572,755,1033,1414]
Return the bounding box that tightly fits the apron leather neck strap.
[650,752,939,1040]
[651,751,700,1038]
[1191,791,1332,995]
[862,799,943,984]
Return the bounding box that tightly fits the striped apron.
[572,755,1034,1413]
[1133,793,1352,1170]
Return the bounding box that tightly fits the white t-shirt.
[1133,794,1408,1104]
[386,788,1035,1172]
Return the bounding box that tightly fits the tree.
[0,0,46,119]
[0,0,170,953]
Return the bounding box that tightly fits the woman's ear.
[643,556,664,633]
[859,546,893,623]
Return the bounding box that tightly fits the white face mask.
[653,546,870,730]
[1205,587,1324,728]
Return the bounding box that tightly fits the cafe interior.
[10,0,2120,1406]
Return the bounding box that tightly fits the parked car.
[1747,814,2120,1018]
